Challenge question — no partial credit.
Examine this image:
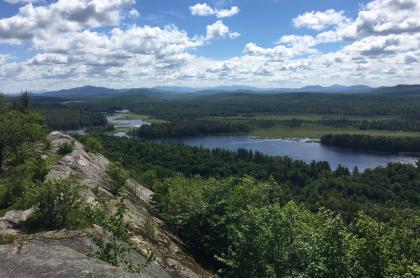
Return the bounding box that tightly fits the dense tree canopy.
[321,134,420,153]
[0,94,46,171]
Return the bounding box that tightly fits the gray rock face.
[0,132,215,278]
[0,209,34,225]
[0,237,168,278]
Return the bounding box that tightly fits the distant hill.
[151,85,374,94]
[268,85,373,94]
[42,85,122,97]
[372,84,420,96]
[41,84,420,97]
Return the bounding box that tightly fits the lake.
[156,135,418,171]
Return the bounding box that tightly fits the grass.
[251,124,420,139]
[210,113,401,122]
[252,113,400,121]
[114,113,167,124]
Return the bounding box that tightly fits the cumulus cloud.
[0,0,135,44]
[345,0,420,38]
[293,9,349,31]
[0,0,419,91]
[206,20,240,39]
[190,3,239,18]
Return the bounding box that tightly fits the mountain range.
[40,84,420,97]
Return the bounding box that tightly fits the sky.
[0,0,419,93]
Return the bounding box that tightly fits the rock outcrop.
[0,131,215,278]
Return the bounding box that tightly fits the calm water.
[156,135,418,171]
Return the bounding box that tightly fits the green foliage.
[106,162,129,195]
[0,234,16,245]
[23,178,86,231]
[0,93,5,111]
[83,136,103,153]
[321,133,420,152]
[36,107,107,131]
[87,189,153,271]
[0,109,46,170]
[144,218,156,239]
[0,154,49,209]
[153,175,420,277]
[19,91,30,112]
[58,141,74,155]
[132,120,251,138]
[98,135,420,222]
[88,190,131,266]
[139,169,158,189]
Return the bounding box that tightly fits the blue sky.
[0,0,419,92]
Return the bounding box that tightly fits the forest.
[94,134,420,277]
[72,91,420,121]
[1,92,419,277]
[27,91,420,150]
[131,120,251,138]
[321,134,420,153]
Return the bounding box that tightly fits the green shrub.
[0,157,46,209]
[87,191,131,266]
[84,137,103,153]
[144,218,156,239]
[23,178,86,231]
[0,234,16,245]
[87,190,153,271]
[106,162,129,195]
[58,142,73,155]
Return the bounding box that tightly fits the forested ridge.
[94,135,420,277]
[73,92,420,120]
[321,134,420,153]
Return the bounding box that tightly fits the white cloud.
[215,6,239,18]
[293,9,349,31]
[0,0,420,92]
[345,0,420,39]
[404,53,418,64]
[206,20,240,40]
[0,0,135,44]
[0,54,7,65]
[128,8,140,19]
[190,3,214,16]
[190,3,239,18]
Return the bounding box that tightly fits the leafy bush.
[86,189,153,271]
[23,178,86,231]
[58,142,73,155]
[144,218,156,239]
[106,162,129,195]
[87,191,131,266]
[0,109,46,171]
[0,234,16,245]
[153,175,420,277]
[84,137,103,153]
[0,155,49,209]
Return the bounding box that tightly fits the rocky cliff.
[0,131,215,278]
